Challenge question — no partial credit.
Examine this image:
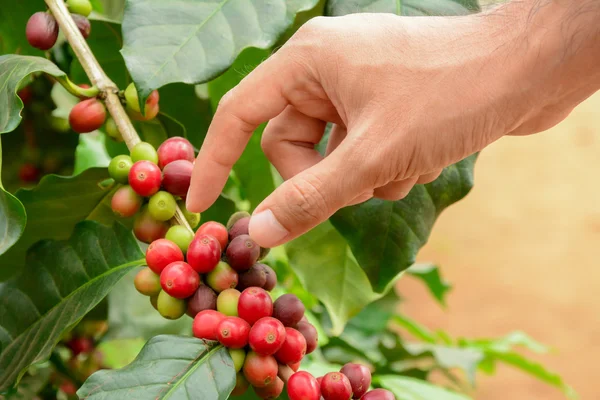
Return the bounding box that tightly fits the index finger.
[186,51,302,213]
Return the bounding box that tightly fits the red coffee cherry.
[340,363,372,399]
[321,372,352,400]
[133,207,169,243]
[360,389,395,400]
[296,321,318,355]
[26,12,59,50]
[249,317,286,356]
[272,293,305,327]
[274,328,306,365]
[262,264,277,291]
[69,98,106,133]
[19,163,40,183]
[238,287,273,326]
[287,371,321,400]
[216,316,251,349]
[289,361,301,372]
[228,216,249,240]
[192,310,225,340]
[128,160,162,196]
[157,137,195,169]
[110,185,142,217]
[162,159,193,196]
[160,261,199,299]
[226,234,260,272]
[133,267,161,296]
[254,376,284,400]
[196,221,228,249]
[237,263,267,291]
[66,336,94,356]
[145,238,184,274]
[72,14,91,38]
[242,351,278,388]
[206,261,239,293]
[231,373,250,396]
[186,285,218,318]
[187,234,221,273]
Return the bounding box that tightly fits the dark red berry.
[228,216,249,240]
[262,264,277,291]
[231,373,250,396]
[196,221,228,249]
[243,351,278,388]
[72,14,91,38]
[216,316,251,349]
[186,285,217,317]
[157,137,195,169]
[69,98,106,133]
[187,234,221,273]
[67,337,93,356]
[340,363,372,399]
[275,328,306,365]
[360,389,395,400]
[287,371,321,400]
[160,261,199,299]
[128,160,162,196]
[60,380,77,395]
[192,310,225,340]
[226,234,259,272]
[133,207,169,243]
[162,159,193,196]
[146,239,184,274]
[249,317,286,356]
[26,12,58,50]
[17,86,33,105]
[321,372,352,400]
[238,287,273,326]
[254,376,284,399]
[206,261,239,293]
[273,294,305,327]
[111,185,142,217]
[296,321,318,355]
[19,163,40,183]
[237,263,267,291]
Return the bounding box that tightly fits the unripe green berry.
[130,141,158,164]
[124,83,142,113]
[148,191,177,221]
[105,117,123,142]
[49,115,71,133]
[217,288,241,316]
[177,200,201,228]
[228,348,246,372]
[157,290,186,319]
[165,225,194,253]
[108,155,133,184]
[67,0,93,16]
[134,267,161,296]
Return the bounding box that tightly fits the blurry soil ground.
[400,92,600,399]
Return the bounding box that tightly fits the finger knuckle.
[284,174,330,223]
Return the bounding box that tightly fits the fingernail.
[249,209,289,247]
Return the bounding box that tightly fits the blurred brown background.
[400,92,600,399]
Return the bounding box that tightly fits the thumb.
[249,150,368,248]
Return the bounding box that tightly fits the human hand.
[187,4,600,248]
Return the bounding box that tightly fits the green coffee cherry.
[228,348,246,372]
[165,225,194,253]
[148,191,177,221]
[105,117,123,142]
[130,141,158,164]
[157,290,186,319]
[49,115,71,133]
[67,0,92,17]
[124,83,141,112]
[177,200,201,228]
[108,155,133,184]
[217,288,241,316]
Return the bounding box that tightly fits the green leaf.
[0,138,26,256]
[391,315,437,344]
[407,263,452,307]
[2,363,52,400]
[0,56,66,134]
[460,331,549,354]
[78,336,236,399]
[208,47,275,210]
[96,338,146,369]
[0,1,45,56]
[0,222,144,391]
[285,221,381,335]
[0,169,120,281]
[375,375,472,400]
[330,155,477,293]
[74,134,112,174]
[121,0,319,101]
[106,269,192,340]
[326,0,479,16]
[71,20,128,88]
[347,287,401,333]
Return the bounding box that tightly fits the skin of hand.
[187,0,600,248]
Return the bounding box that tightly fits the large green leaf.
[0,56,65,134]
[71,20,129,88]
[0,222,144,391]
[0,138,26,256]
[73,134,112,174]
[0,168,120,280]
[330,155,477,293]
[285,221,381,335]
[120,0,319,101]
[0,1,45,56]
[208,47,275,209]
[78,335,236,399]
[326,0,480,16]
[376,375,471,400]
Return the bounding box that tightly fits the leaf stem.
[55,76,100,98]
[44,0,193,233]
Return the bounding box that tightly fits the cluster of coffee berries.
[107,136,197,244]
[26,0,92,51]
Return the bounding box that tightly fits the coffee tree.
[0,0,577,399]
